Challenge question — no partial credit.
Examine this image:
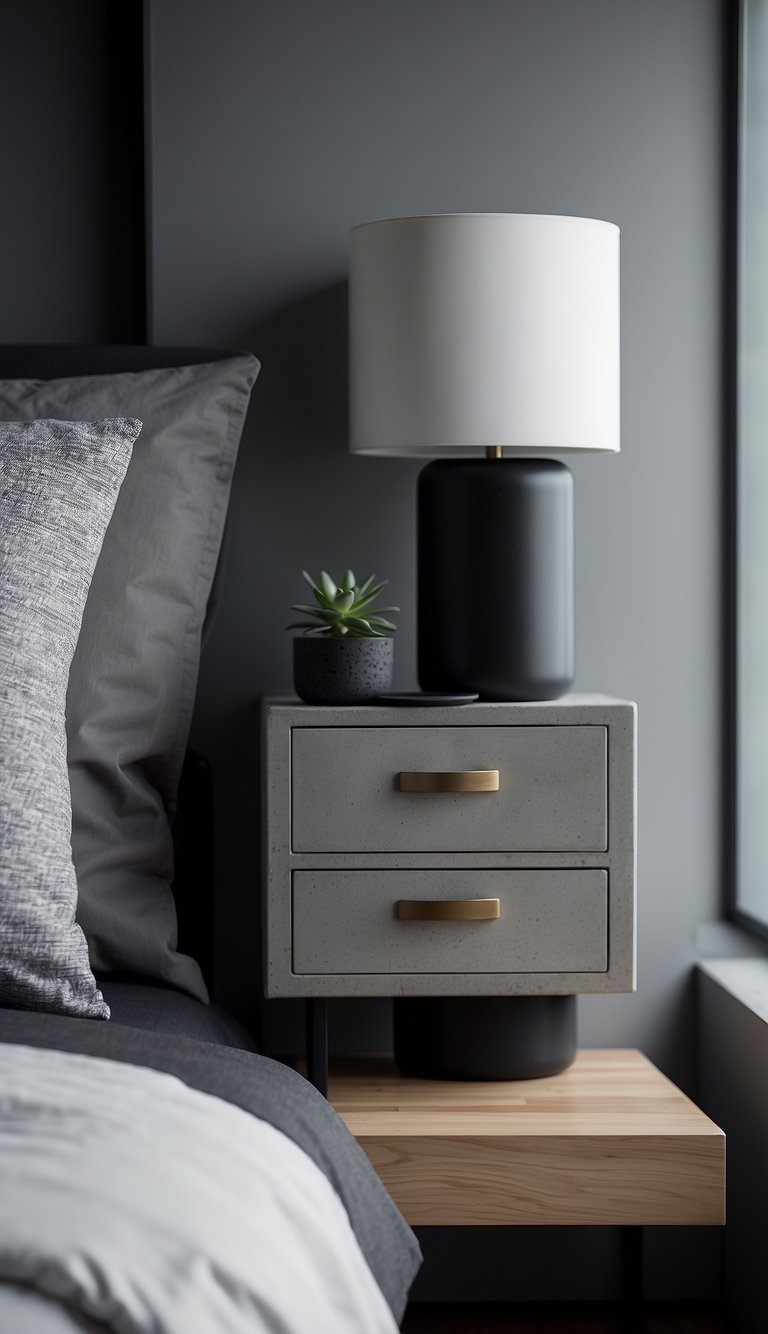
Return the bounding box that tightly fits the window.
[736,0,768,934]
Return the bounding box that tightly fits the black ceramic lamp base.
[393,995,577,1080]
[417,458,574,702]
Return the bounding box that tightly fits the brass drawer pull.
[396,898,501,922]
[398,769,500,793]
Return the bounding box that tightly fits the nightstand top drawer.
[292,725,607,854]
[292,869,608,975]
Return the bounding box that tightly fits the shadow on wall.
[198,280,419,1039]
[220,274,419,701]
[217,278,356,693]
[240,280,349,454]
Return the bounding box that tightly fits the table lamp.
[349,213,620,700]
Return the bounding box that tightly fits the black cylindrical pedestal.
[417,458,574,701]
[393,995,577,1080]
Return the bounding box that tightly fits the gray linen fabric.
[0,358,258,999]
[0,418,139,1018]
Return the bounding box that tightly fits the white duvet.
[0,1043,398,1334]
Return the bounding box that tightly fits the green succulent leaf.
[355,573,378,599]
[335,590,355,614]
[350,584,386,612]
[289,570,398,638]
[319,570,337,601]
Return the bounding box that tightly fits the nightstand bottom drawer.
[292,869,607,975]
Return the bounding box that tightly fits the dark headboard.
[0,345,229,376]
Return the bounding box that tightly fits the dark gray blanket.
[98,980,259,1049]
[0,1006,421,1323]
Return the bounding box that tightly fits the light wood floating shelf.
[326,1049,725,1228]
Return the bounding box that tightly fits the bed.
[0,345,421,1333]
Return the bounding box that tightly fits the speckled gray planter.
[293,635,393,705]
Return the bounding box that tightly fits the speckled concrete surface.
[261,696,636,999]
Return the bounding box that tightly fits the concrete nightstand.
[261,695,636,1088]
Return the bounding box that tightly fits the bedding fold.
[0,1007,421,1324]
[0,1042,398,1334]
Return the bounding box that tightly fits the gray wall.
[147,0,725,1100]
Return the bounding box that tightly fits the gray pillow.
[0,417,140,1018]
[0,357,258,1000]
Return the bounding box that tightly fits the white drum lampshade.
[348,213,620,701]
[350,213,620,458]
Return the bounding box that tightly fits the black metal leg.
[620,1226,645,1334]
[306,997,328,1097]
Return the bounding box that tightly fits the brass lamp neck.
[486,445,503,460]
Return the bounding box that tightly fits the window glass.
[738,0,768,928]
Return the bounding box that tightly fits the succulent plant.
[287,569,398,638]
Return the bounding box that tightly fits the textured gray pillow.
[0,358,258,1000]
[0,417,139,1018]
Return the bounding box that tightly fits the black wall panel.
[0,0,145,343]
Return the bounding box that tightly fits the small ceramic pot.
[293,635,393,705]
